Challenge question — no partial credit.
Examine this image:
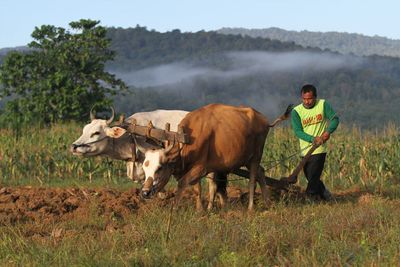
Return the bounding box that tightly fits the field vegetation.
[1,123,400,266]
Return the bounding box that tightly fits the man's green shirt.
[291,99,339,155]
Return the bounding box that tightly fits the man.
[291,84,339,200]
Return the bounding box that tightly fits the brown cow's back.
[179,104,269,173]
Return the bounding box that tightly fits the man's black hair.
[301,84,317,97]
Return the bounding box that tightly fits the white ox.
[71,108,188,182]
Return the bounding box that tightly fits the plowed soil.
[1,184,355,227]
[0,185,301,225]
[0,186,148,225]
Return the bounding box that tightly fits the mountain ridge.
[217,27,400,58]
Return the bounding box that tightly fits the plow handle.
[286,143,320,184]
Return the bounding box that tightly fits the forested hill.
[2,26,400,129]
[217,27,400,58]
[104,26,400,129]
[105,27,307,71]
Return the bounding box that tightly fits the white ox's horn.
[106,107,115,125]
[90,107,96,121]
[136,143,147,154]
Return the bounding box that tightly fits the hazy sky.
[1,0,399,48]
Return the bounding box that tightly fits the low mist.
[113,51,363,88]
[112,51,363,118]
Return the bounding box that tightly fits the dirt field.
[2,185,397,266]
[0,184,370,230]
[0,185,307,225]
[0,186,142,225]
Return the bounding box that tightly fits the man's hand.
[313,136,324,146]
[313,132,330,146]
[321,131,330,142]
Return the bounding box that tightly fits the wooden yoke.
[116,119,189,144]
[146,121,154,137]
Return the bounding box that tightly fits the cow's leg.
[206,173,217,210]
[207,172,228,210]
[215,172,228,208]
[174,165,207,208]
[248,162,258,211]
[193,182,204,211]
[257,166,269,208]
[126,161,134,180]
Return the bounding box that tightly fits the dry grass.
[1,123,400,265]
[1,190,400,266]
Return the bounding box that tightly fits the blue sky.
[1,0,399,48]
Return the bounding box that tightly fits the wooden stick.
[165,200,174,243]
[231,168,288,189]
[231,144,320,189]
[285,143,320,184]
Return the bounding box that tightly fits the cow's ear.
[104,127,126,138]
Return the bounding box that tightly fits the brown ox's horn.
[106,107,115,125]
[90,107,96,121]
[164,140,175,154]
[136,143,147,154]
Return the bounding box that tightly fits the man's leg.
[303,153,327,199]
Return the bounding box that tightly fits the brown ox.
[140,103,292,210]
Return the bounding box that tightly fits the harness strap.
[130,135,137,162]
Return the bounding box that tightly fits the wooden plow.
[231,143,319,190]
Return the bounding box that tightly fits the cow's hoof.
[141,190,151,199]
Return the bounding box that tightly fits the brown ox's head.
[140,143,179,197]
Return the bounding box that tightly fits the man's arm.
[324,101,339,134]
[321,101,339,143]
[291,109,315,143]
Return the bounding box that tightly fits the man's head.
[300,84,317,109]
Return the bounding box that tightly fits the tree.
[0,19,127,124]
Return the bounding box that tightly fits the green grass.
[1,195,400,266]
[1,123,400,266]
[2,123,400,191]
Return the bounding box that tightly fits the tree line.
[1,22,400,129]
[217,27,400,58]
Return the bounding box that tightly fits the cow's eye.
[90,132,100,138]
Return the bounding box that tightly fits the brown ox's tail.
[268,104,294,127]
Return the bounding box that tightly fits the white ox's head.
[70,107,118,157]
[70,108,146,182]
